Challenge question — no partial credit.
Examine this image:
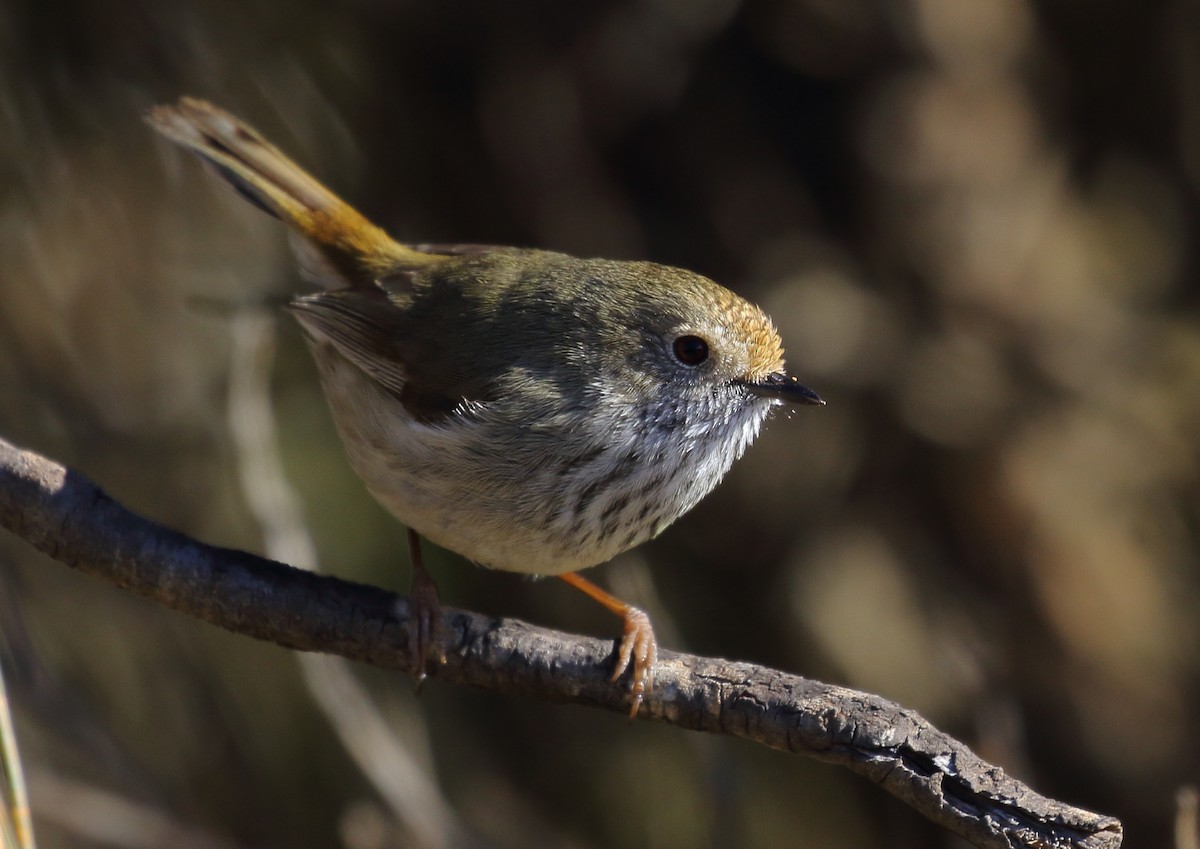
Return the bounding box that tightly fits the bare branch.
[0,435,1122,849]
[226,310,469,849]
[27,770,238,849]
[0,651,36,849]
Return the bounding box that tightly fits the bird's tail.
[148,97,442,287]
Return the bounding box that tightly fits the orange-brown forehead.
[739,309,786,379]
[711,289,785,380]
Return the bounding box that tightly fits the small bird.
[148,98,822,716]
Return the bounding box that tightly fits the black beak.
[740,372,824,406]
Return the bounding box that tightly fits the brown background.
[1,0,1198,846]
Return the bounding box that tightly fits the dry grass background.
[1,0,1199,846]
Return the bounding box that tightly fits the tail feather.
[148,98,443,286]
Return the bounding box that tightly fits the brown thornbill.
[148,98,823,716]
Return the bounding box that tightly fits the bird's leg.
[407,528,446,688]
[558,572,658,718]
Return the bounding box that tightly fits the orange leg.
[407,529,446,688]
[558,572,658,718]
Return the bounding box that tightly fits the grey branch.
[0,434,1122,849]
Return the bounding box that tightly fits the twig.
[0,651,35,849]
[225,310,469,849]
[0,434,1123,849]
[25,770,237,849]
[1177,787,1199,849]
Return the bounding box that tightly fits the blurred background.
[1,0,1198,846]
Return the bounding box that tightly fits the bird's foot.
[407,531,446,690]
[611,606,658,719]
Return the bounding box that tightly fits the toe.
[613,607,657,717]
[407,576,446,686]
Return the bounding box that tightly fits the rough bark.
[0,434,1122,849]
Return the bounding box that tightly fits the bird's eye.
[673,335,709,366]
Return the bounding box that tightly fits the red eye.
[673,335,709,365]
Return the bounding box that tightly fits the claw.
[611,606,658,718]
[407,529,446,688]
[558,572,659,718]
